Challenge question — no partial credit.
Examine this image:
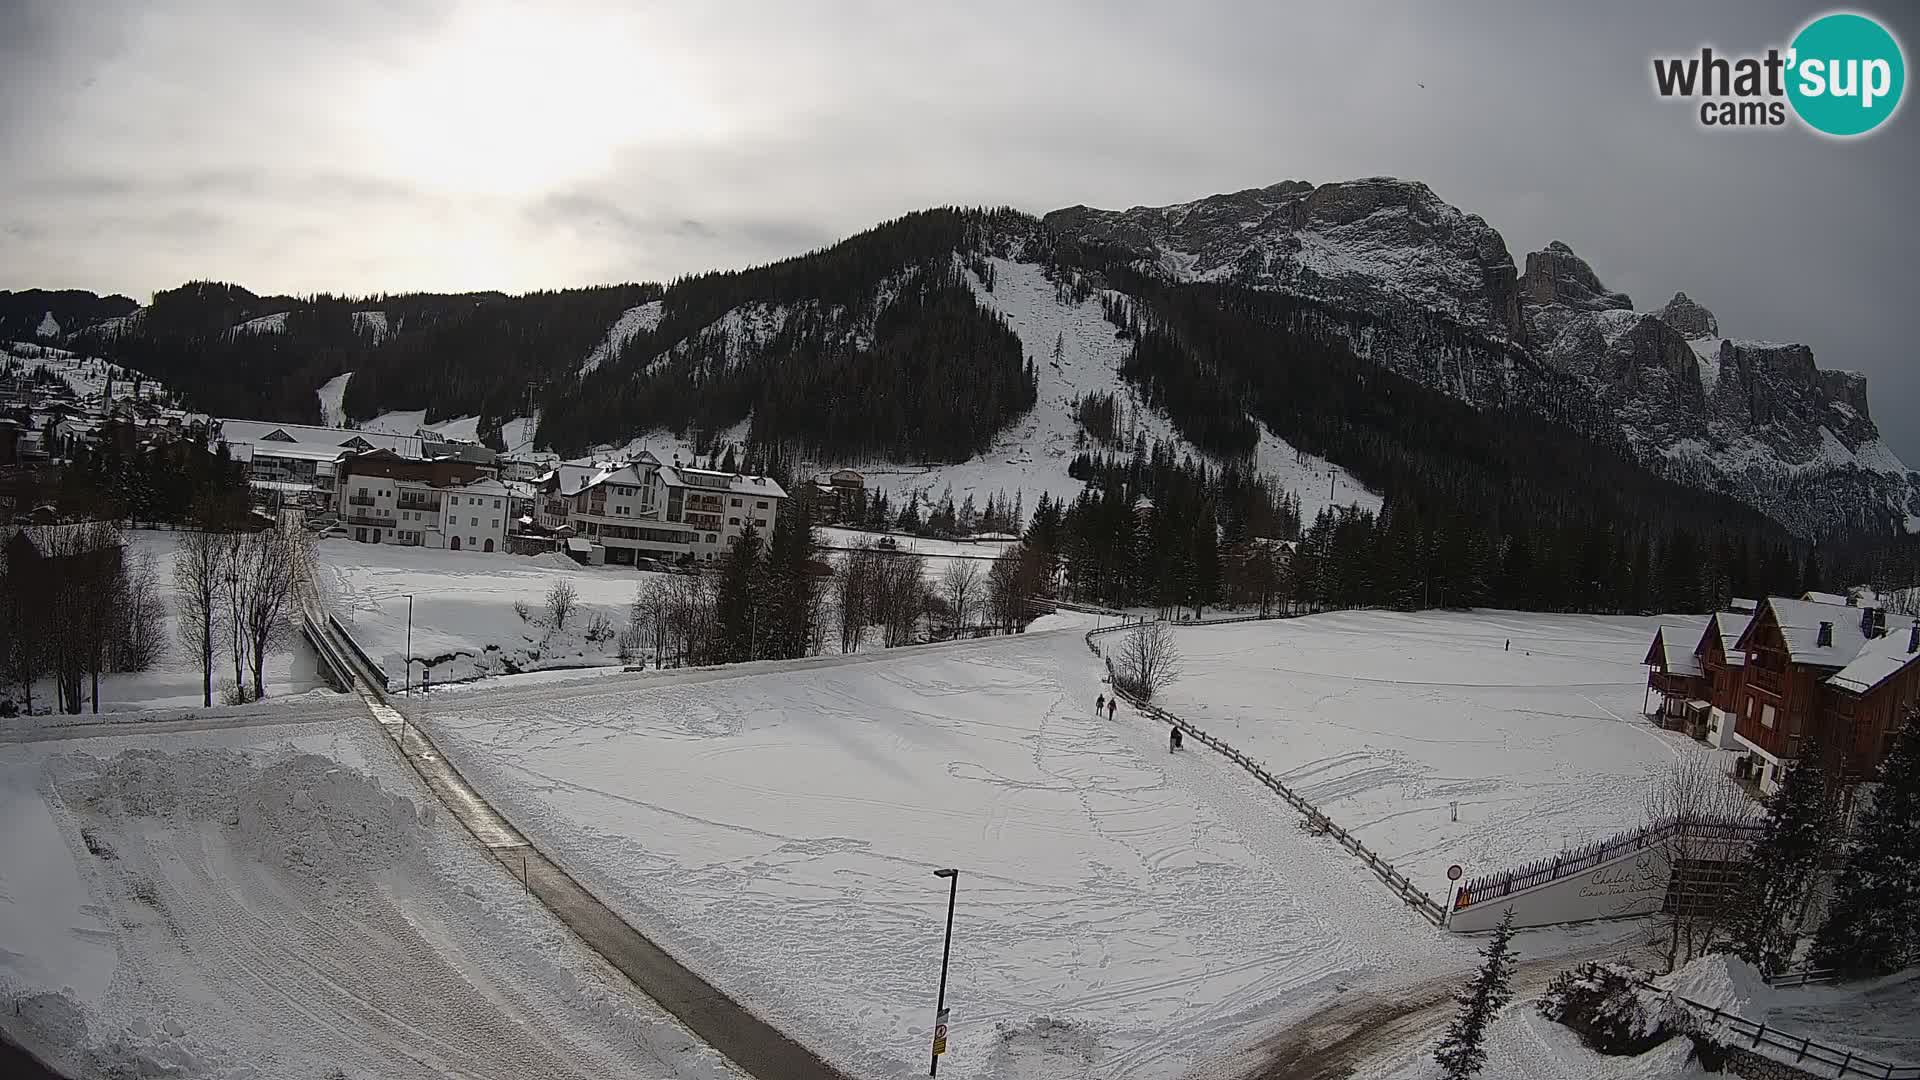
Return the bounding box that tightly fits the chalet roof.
[659,465,788,500]
[1801,591,1852,607]
[1653,624,1704,677]
[215,418,423,460]
[1762,597,1877,667]
[1826,621,1920,696]
[451,477,509,497]
[1702,610,1755,668]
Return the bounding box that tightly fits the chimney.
[1862,606,1879,639]
[1847,593,1859,607]
[1816,621,1833,648]
[1909,619,1918,655]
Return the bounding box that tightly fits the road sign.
[931,1008,950,1056]
[1446,864,1463,882]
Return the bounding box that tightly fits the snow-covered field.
[0,719,742,1080]
[422,625,1484,1079]
[316,538,667,686]
[1154,610,1718,889]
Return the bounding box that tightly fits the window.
[490,519,499,529]
[731,498,741,507]
[1761,704,1777,729]
[469,536,477,547]
[705,533,717,544]
[756,501,767,509]
[358,487,367,496]
[470,517,479,527]
[493,499,501,509]
[729,517,740,526]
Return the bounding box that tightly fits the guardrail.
[1456,816,1764,912]
[1086,615,1448,926]
[326,613,390,692]
[1650,986,1920,1079]
[299,613,355,693]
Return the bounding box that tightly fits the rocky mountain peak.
[1518,241,1633,312]
[1655,292,1719,339]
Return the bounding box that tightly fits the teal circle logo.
[1787,12,1905,136]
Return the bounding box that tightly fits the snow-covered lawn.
[423,627,1477,1080]
[316,539,671,686]
[0,719,742,1080]
[1153,610,1720,890]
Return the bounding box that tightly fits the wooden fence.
[1455,816,1764,912]
[1651,987,1920,1079]
[1086,616,1448,926]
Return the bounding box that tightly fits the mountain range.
[4,177,1914,542]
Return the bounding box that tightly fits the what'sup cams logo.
[1653,11,1905,136]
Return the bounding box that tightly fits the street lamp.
[402,593,413,694]
[930,868,958,1076]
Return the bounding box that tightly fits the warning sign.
[931,1007,950,1056]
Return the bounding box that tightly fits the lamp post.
[403,593,414,694]
[930,868,958,1076]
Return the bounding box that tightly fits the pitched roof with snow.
[1652,624,1705,676]
[215,418,423,459]
[659,465,788,500]
[1706,611,1754,667]
[1762,598,1877,666]
[1826,621,1920,696]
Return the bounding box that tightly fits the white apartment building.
[337,450,510,552]
[536,452,786,565]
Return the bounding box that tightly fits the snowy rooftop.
[659,465,788,500]
[1708,610,1754,667]
[1826,621,1920,695]
[1763,597,1878,666]
[1654,624,1705,676]
[215,418,424,460]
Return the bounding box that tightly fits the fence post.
[1795,1036,1808,1063]
[1752,1022,1765,1048]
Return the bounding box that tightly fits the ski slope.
[0,720,742,1080]
[422,627,1469,1080]
[1155,610,1717,888]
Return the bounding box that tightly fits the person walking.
[1169,726,1183,752]
[1095,693,1105,715]
[1107,698,1117,721]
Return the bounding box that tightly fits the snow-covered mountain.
[1042,178,1918,537]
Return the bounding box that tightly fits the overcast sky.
[2,0,1915,460]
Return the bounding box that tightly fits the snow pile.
[1657,954,1765,1016]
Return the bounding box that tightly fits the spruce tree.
[714,526,762,663]
[1725,738,1835,975]
[1810,713,1920,977]
[1435,909,1518,1079]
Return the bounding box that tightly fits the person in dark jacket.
[1107,698,1117,721]
[1095,693,1105,715]
[1169,726,1183,752]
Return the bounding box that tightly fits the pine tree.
[1434,909,1518,1079]
[1810,713,1920,977]
[714,526,763,663]
[1724,738,1836,975]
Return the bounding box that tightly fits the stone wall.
[1724,1046,1825,1080]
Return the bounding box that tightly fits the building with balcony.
[534,452,786,565]
[335,450,509,552]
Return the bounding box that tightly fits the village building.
[212,418,499,512]
[1649,592,1919,796]
[534,452,786,565]
[335,450,509,552]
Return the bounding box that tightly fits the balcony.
[1749,667,1783,694]
[685,513,722,530]
[345,513,394,528]
[348,495,376,507]
[397,497,442,512]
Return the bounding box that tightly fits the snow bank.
[1,725,745,1080]
[1658,954,1765,1016]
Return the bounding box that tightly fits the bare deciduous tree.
[237,527,297,700]
[987,544,1047,633]
[174,527,229,708]
[114,548,167,672]
[942,560,982,634]
[1115,620,1183,702]
[546,579,579,629]
[1644,754,1753,973]
[837,546,880,653]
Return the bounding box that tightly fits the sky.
[2,0,1916,460]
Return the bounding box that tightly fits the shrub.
[1537,961,1694,1056]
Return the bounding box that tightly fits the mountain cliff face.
[1044,178,1917,537]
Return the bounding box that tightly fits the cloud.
[0,0,1915,461]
